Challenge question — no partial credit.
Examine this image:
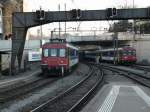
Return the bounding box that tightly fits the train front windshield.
[43,48,66,57]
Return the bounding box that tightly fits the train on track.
[41,38,79,76]
[84,46,136,64]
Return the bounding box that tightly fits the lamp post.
[133,0,136,42]
[58,4,61,38]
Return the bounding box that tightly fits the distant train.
[41,39,79,76]
[84,46,136,64]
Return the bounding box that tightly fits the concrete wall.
[2,54,10,71]
[131,40,150,64]
[0,40,41,51]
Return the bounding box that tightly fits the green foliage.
[109,20,132,32]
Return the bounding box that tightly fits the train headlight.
[44,60,48,63]
[124,56,127,59]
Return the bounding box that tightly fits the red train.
[84,46,136,64]
[41,39,79,76]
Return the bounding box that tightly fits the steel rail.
[102,64,150,79]
[67,66,104,112]
[101,65,150,88]
[30,65,98,112]
[132,64,150,72]
[0,76,58,102]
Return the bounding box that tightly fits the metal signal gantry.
[11,7,150,75]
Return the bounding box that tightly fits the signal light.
[40,10,45,20]
[112,8,117,16]
[36,10,41,19]
[71,9,77,18]
[106,8,117,18]
[107,8,113,17]
[77,9,81,18]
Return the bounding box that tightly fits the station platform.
[0,66,41,88]
[81,83,150,112]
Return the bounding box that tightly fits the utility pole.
[113,32,118,65]
[64,3,67,39]
[133,0,136,41]
[51,30,53,39]
[40,6,43,46]
[58,4,61,38]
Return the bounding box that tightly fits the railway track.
[0,74,58,103]
[102,63,150,79]
[101,64,150,88]
[30,65,104,112]
[132,64,150,72]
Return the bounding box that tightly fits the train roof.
[66,43,79,50]
[42,42,79,50]
[85,46,135,53]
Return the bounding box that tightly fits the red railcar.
[119,47,136,64]
[41,39,79,76]
[84,46,136,64]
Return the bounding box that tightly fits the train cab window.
[50,49,57,57]
[59,49,66,57]
[43,49,49,57]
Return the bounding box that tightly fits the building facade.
[0,0,23,39]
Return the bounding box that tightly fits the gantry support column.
[11,27,27,75]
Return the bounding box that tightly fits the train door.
[67,47,71,72]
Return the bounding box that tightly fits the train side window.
[76,51,79,56]
[51,49,57,57]
[107,52,110,56]
[70,49,74,56]
[59,49,66,57]
[43,49,49,57]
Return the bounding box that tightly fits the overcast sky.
[24,0,150,11]
[24,0,150,37]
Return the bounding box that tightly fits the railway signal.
[71,9,81,19]
[112,8,117,16]
[36,9,45,21]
